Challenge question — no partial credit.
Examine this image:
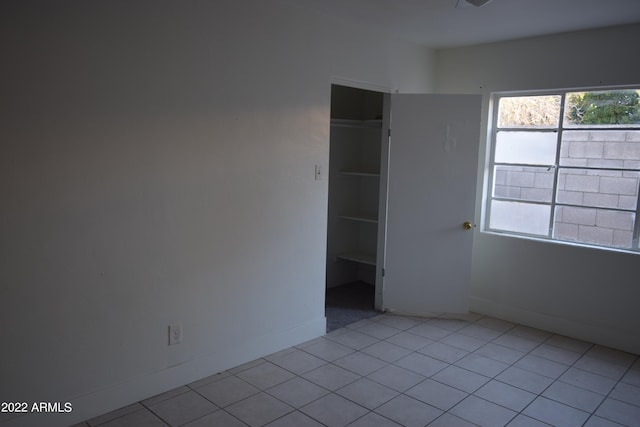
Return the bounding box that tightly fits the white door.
[383,94,482,315]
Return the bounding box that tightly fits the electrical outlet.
[168,323,182,345]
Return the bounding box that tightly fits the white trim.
[492,84,640,97]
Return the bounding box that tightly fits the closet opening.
[325,84,387,332]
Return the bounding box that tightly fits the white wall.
[435,24,640,355]
[0,1,434,425]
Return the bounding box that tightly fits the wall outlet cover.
[168,323,182,345]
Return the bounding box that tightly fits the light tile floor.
[75,313,640,427]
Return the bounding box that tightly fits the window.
[486,88,640,252]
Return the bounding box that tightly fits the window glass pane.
[490,200,550,236]
[493,166,554,202]
[488,88,640,252]
[554,206,635,249]
[498,95,561,128]
[495,131,558,165]
[559,130,640,169]
[564,90,640,128]
[556,168,640,210]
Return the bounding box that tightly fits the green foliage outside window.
[566,90,640,125]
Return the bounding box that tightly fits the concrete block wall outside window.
[494,131,640,248]
[487,89,640,252]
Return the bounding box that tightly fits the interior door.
[383,94,482,315]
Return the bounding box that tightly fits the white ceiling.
[287,0,640,48]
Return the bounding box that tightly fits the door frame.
[374,93,391,310]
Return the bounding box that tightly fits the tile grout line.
[81,313,640,427]
[583,355,640,427]
[506,340,592,427]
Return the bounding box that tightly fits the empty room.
[1,0,640,426]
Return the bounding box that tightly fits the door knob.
[463,221,474,230]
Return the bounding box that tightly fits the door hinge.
[382,268,386,277]
[388,129,391,137]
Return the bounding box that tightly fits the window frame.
[484,87,640,254]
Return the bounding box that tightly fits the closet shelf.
[336,252,376,266]
[339,170,380,177]
[330,119,383,129]
[338,213,378,224]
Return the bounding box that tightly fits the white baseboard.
[470,296,640,355]
[2,316,326,427]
